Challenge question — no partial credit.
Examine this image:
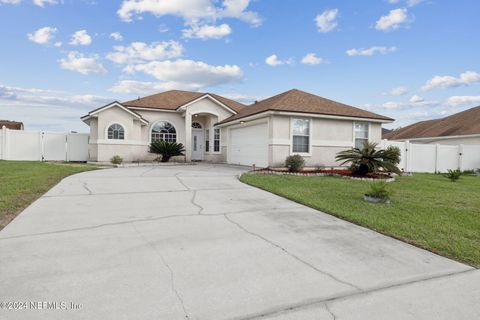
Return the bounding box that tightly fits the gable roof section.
[81,101,148,125]
[384,105,480,140]
[217,89,393,125]
[123,90,246,113]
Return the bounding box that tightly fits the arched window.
[107,123,125,140]
[151,121,176,142]
[192,122,202,129]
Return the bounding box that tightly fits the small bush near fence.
[110,155,123,165]
[444,169,462,182]
[285,155,305,172]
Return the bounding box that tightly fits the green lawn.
[240,173,480,268]
[0,161,97,230]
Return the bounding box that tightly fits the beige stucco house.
[81,89,393,167]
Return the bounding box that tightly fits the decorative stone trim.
[249,170,396,182]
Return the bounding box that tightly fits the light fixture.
[194,114,198,117]
[240,121,245,125]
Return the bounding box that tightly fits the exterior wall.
[87,97,234,162]
[268,115,383,167]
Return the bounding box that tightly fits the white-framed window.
[151,121,176,142]
[292,119,310,153]
[354,122,369,149]
[107,123,125,140]
[192,122,202,129]
[205,129,210,152]
[213,128,220,152]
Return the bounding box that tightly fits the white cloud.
[117,0,261,26]
[421,71,480,91]
[384,86,408,96]
[0,0,21,4]
[122,59,243,91]
[301,53,324,65]
[375,8,409,31]
[182,23,231,40]
[33,0,58,7]
[27,26,57,45]
[265,54,292,66]
[69,30,92,46]
[59,52,107,75]
[0,83,112,132]
[315,9,338,33]
[219,92,265,104]
[107,41,183,64]
[346,46,397,56]
[388,0,424,6]
[447,96,480,106]
[409,95,424,103]
[110,80,166,94]
[109,32,123,41]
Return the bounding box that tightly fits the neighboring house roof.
[384,105,480,140]
[382,128,392,136]
[0,120,23,130]
[217,89,393,125]
[123,90,246,113]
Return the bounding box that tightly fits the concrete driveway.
[0,164,478,320]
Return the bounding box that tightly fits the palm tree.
[149,141,185,162]
[335,142,401,176]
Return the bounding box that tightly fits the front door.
[191,130,204,161]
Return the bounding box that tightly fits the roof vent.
[254,100,258,104]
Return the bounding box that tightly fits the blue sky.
[0,0,479,132]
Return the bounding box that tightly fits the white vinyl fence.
[0,126,89,162]
[381,140,480,173]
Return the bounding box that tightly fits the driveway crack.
[174,173,191,191]
[81,182,93,195]
[223,214,362,291]
[130,223,190,319]
[191,190,204,214]
[324,303,336,320]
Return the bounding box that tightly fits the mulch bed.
[252,168,395,181]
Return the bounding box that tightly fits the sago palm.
[335,142,401,176]
[149,141,185,162]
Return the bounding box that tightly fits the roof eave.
[216,110,394,127]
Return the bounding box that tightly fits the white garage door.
[229,123,268,168]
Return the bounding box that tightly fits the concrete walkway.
[0,164,478,320]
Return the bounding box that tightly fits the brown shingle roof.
[217,89,393,125]
[383,106,480,140]
[123,90,246,113]
[0,120,23,130]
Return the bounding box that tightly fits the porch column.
[185,111,192,162]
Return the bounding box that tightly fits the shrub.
[365,181,392,200]
[285,155,305,172]
[150,141,185,162]
[335,142,401,176]
[110,155,123,165]
[444,169,462,182]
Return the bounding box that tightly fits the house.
[81,89,393,167]
[0,120,24,130]
[383,106,480,145]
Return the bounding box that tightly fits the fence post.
[435,144,440,173]
[405,140,410,172]
[458,144,464,171]
[4,126,9,160]
[1,126,5,160]
[40,131,45,161]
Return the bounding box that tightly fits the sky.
[0,0,479,132]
